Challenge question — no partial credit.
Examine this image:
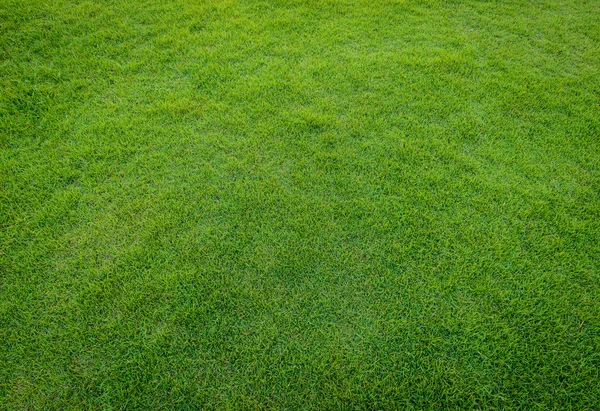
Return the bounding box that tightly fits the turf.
[1,0,600,409]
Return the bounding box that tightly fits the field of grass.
[1,0,600,408]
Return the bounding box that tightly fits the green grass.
[1,0,600,408]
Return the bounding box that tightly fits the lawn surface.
[2,0,600,409]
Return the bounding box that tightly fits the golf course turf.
[1,0,600,408]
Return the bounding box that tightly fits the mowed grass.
[1,0,600,408]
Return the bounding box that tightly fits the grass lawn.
[1,0,600,408]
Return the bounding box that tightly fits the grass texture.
[1,0,600,409]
